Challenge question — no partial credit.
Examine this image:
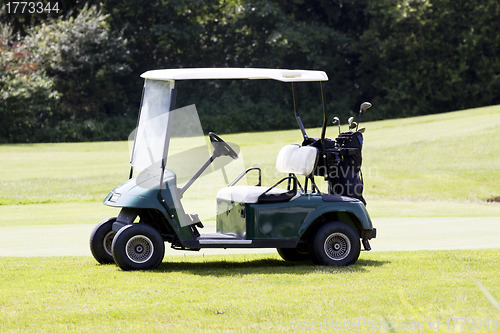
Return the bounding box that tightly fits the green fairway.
[0,250,499,332]
[1,104,500,215]
[0,141,130,205]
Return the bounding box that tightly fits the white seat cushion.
[216,186,289,204]
[276,145,318,176]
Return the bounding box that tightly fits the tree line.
[1,0,499,143]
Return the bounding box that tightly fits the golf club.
[349,121,357,132]
[347,116,353,132]
[358,127,365,133]
[356,102,372,131]
[332,117,340,135]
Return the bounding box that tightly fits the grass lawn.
[1,105,500,332]
[1,250,499,332]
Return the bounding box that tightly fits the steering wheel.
[209,132,238,160]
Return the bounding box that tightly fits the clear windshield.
[130,79,173,171]
[129,79,246,228]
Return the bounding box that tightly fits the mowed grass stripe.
[1,217,499,257]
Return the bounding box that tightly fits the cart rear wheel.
[310,221,360,266]
[277,247,309,262]
[111,223,165,271]
[90,217,117,264]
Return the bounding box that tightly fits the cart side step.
[197,232,251,245]
[199,239,252,245]
[182,235,299,249]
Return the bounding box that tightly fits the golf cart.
[90,68,376,270]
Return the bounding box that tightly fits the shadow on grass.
[154,258,389,276]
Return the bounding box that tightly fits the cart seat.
[216,145,318,204]
[216,186,291,204]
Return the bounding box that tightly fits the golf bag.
[304,131,366,205]
[332,131,365,205]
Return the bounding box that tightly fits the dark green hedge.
[1,0,499,142]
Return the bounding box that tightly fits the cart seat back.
[276,144,318,176]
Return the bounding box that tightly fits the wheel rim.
[125,235,154,264]
[324,233,351,261]
[103,231,116,257]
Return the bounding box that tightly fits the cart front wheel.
[90,217,117,264]
[111,224,165,271]
[310,221,360,266]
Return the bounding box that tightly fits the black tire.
[111,223,165,271]
[277,246,309,262]
[309,221,360,266]
[90,217,117,264]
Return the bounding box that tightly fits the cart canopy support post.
[320,82,328,153]
[292,82,308,140]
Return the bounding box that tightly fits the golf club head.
[357,102,372,130]
[359,102,372,113]
[333,117,341,135]
[347,117,354,126]
[358,127,366,133]
[349,122,357,131]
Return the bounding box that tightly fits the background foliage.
[1,0,499,142]
[0,25,59,142]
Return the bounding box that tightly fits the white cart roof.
[141,68,328,82]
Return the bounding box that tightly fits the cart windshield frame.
[129,79,175,171]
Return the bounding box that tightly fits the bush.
[0,25,60,143]
[22,4,135,142]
